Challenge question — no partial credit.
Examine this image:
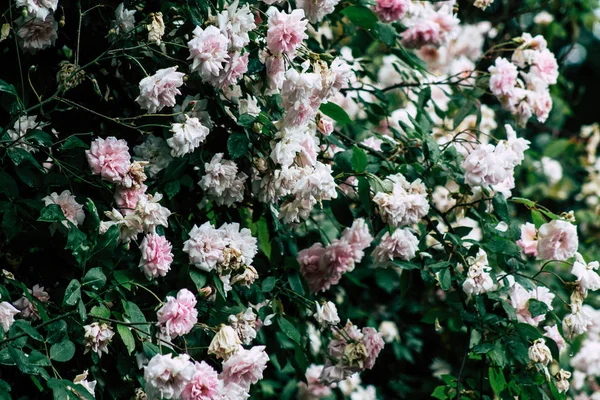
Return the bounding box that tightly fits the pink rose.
[220,345,269,391]
[139,233,173,279]
[488,58,518,97]
[362,327,385,370]
[517,222,538,256]
[374,0,408,23]
[86,137,131,183]
[401,20,442,49]
[536,220,578,261]
[136,67,185,113]
[266,9,308,56]
[181,361,220,400]
[115,184,147,214]
[156,288,198,338]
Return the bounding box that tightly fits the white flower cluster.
[373,173,430,228]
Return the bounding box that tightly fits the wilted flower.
[83,322,115,357]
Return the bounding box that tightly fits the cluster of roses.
[489,33,559,126]
[183,222,258,295]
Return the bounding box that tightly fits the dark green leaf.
[278,317,301,344]
[262,276,277,292]
[117,324,136,355]
[228,133,249,159]
[49,340,75,362]
[320,102,351,125]
[341,6,378,30]
[62,279,81,307]
[352,146,368,173]
[190,269,207,292]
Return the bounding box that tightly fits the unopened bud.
[199,287,212,297]
[21,8,28,18]
[252,122,262,133]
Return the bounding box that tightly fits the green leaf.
[489,367,507,395]
[288,273,305,296]
[439,268,452,291]
[89,305,111,319]
[49,340,75,362]
[278,317,301,344]
[0,172,18,198]
[124,301,150,336]
[164,180,181,199]
[377,22,397,46]
[330,195,354,226]
[62,279,81,307]
[93,224,119,256]
[82,267,106,291]
[493,193,510,222]
[9,320,43,342]
[190,269,207,292]
[531,210,546,229]
[352,146,368,173]
[237,114,256,128]
[2,208,20,240]
[528,299,549,318]
[38,204,65,223]
[228,133,249,159]
[358,176,372,213]
[60,136,89,151]
[0,79,18,96]
[45,320,67,344]
[515,322,542,341]
[262,276,277,293]
[320,102,351,125]
[117,324,136,355]
[341,6,378,30]
[431,386,448,400]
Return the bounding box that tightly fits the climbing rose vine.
[1,0,600,399]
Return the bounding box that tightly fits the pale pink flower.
[297,365,332,400]
[517,222,538,256]
[315,240,356,292]
[536,220,578,261]
[217,0,256,50]
[543,325,566,351]
[83,322,115,357]
[219,382,250,400]
[315,301,340,328]
[508,283,554,326]
[488,58,518,97]
[144,353,196,400]
[136,192,171,232]
[297,0,340,24]
[341,219,373,262]
[372,228,419,264]
[188,26,230,80]
[181,361,220,400]
[208,52,249,88]
[531,49,559,85]
[297,243,327,293]
[531,89,552,123]
[265,55,286,94]
[0,302,20,332]
[401,20,441,49]
[361,137,383,152]
[183,222,227,271]
[136,67,185,113]
[139,233,173,279]
[86,137,131,184]
[15,15,57,52]
[209,325,242,360]
[374,0,409,23]
[317,115,334,136]
[16,0,58,20]
[42,190,85,227]
[168,117,210,157]
[12,284,49,320]
[115,184,147,215]
[362,327,384,370]
[266,9,308,56]
[571,252,600,293]
[157,288,198,338]
[220,345,269,391]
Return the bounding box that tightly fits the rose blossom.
[16,0,58,20]
[371,229,419,263]
[373,0,409,23]
[543,325,566,352]
[531,49,559,85]
[181,361,220,400]
[144,353,195,400]
[401,20,442,49]
[517,222,538,256]
[266,9,308,56]
[136,67,185,114]
[156,288,198,338]
[220,345,269,391]
[83,322,115,357]
[15,15,58,52]
[315,301,340,328]
[187,26,229,81]
[296,0,340,24]
[115,184,147,215]
[571,252,600,293]
[12,284,49,320]
[488,57,518,97]
[208,325,241,360]
[297,365,332,400]
[168,117,210,157]
[139,233,173,279]
[42,190,86,227]
[362,327,385,370]
[0,301,20,332]
[536,219,578,261]
[86,136,132,183]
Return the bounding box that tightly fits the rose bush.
[2,0,600,399]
